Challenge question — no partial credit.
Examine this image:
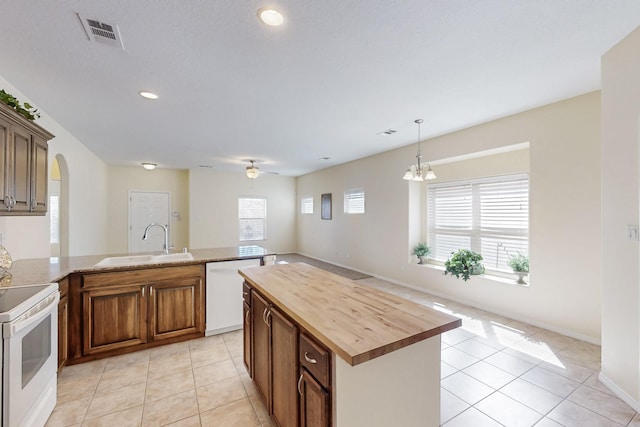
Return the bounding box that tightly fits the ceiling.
[0,1,638,177]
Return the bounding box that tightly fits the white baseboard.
[598,372,640,412]
[294,252,600,345]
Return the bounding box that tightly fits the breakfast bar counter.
[239,262,461,427]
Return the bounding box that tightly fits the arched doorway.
[50,155,69,257]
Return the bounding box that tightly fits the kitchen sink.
[93,252,194,268]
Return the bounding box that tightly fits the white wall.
[297,92,602,342]
[106,166,190,254]
[189,168,296,253]
[0,74,109,260]
[600,26,640,408]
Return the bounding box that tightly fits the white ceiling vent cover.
[77,13,125,50]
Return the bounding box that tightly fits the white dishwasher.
[206,259,261,335]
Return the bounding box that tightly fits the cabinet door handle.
[262,307,268,324]
[297,373,304,396]
[304,352,317,364]
[3,198,9,210]
[245,310,250,325]
[150,286,153,296]
[243,291,249,297]
[11,197,15,209]
[30,198,36,211]
[142,287,145,298]
[265,308,271,327]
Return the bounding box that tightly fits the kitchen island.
[239,262,461,427]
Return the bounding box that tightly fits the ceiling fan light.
[246,166,260,179]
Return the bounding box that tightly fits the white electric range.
[0,283,59,427]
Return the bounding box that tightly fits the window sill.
[414,262,530,287]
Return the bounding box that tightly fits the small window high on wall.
[344,189,365,214]
[427,173,529,273]
[239,197,267,241]
[301,196,313,214]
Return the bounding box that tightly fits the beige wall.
[600,26,640,409]
[0,74,109,260]
[106,166,190,254]
[297,91,602,342]
[189,168,296,253]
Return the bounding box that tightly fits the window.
[344,189,365,214]
[239,197,266,241]
[427,174,528,273]
[49,195,59,244]
[301,196,314,214]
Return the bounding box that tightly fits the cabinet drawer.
[299,333,330,388]
[242,282,251,305]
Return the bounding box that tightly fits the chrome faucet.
[142,223,171,254]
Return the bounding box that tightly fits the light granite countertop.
[2,246,275,287]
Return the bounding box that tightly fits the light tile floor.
[46,275,639,426]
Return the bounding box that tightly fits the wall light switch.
[627,225,639,241]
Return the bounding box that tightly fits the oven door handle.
[3,292,59,338]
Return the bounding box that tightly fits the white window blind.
[239,197,266,241]
[344,189,365,214]
[428,174,528,273]
[301,196,313,214]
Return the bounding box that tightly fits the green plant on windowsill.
[444,249,485,281]
[412,242,431,265]
[0,89,40,121]
[508,253,529,284]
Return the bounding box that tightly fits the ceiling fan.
[245,160,279,179]
[246,160,260,179]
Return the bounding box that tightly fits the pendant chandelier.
[402,119,436,181]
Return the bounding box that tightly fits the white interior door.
[128,191,170,253]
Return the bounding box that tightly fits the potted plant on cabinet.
[0,89,40,121]
[412,243,431,264]
[508,253,529,285]
[444,249,485,281]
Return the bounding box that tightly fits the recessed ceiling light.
[138,91,158,100]
[258,8,285,26]
[141,162,157,170]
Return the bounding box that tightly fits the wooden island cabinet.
[67,264,204,363]
[240,263,462,427]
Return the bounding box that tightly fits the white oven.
[0,283,59,427]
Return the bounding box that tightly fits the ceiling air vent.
[377,129,397,135]
[77,13,125,50]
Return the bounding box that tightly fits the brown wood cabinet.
[58,277,69,372]
[82,284,148,355]
[251,291,270,404]
[67,264,205,363]
[248,285,300,427]
[0,102,53,215]
[243,281,252,375]
[299,369,330,427]
[149,276,202,342]
[298,333,331,427]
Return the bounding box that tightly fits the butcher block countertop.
[239,262,461,366]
